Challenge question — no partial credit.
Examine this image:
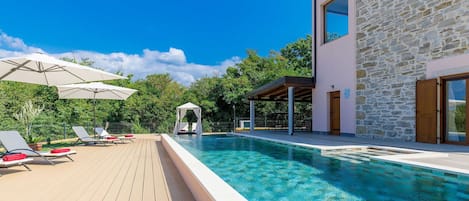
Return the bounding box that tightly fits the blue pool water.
[174,134,469,201]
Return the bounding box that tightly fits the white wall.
[312,0,356,134]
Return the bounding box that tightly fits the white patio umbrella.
[57,82,137,134]
[0,53,125,86]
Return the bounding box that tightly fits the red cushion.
[125,134,134,137]
[3,153,27,161]
[51,148,71,154]
[106,136,117,140]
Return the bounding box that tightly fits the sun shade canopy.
[0,53,126,86]
[57,82,137,100]
[247,76,315,102]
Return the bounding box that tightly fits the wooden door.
[416,79,437,144]
[330,91,341,135]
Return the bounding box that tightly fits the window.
[445,78,468,144]
[324,0,349,43]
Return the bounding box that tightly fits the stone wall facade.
[355,0,469,140]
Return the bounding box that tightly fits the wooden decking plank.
[153,137,171,201]
[81,141,135,201]
[128,138,147,201]
[102,141,141,201]
[142,139,157,201]
[0,135,195,201]
[45,146,118,201]
[115,137,145,201]
[52,145,124,201]
[95,142,136,201]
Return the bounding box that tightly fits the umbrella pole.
[93,93,97,138]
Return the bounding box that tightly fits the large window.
[324,0,349,43]
[445,79,467,144]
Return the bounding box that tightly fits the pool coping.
[232,133,469,177]
[161,134,247,201]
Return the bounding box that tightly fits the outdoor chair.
[177,122,189,134]
[0,153,33,176]
[0,131,76,165]
[191,123,197,132]
[95,127,135,143]
[72,126,118,145]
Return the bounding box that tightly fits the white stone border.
[161,134,247,201]
[232,133,469,177]
[371,153,469,176]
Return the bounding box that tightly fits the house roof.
[247,76,315,102]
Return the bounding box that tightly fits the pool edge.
[232,133,469,177]
[161,134,247,201]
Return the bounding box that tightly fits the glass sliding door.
[446,79,467,143]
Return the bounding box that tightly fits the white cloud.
[0,32,44,55]
[0,31,240,86]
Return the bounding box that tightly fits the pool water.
[174,135,469,201]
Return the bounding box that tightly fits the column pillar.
[288,87,295,135]
[250,100,255,133]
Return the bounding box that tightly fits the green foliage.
[26,135,44,144]
[13,100,44,137]
[0,35,312,137]
[186,35,313,125]
[131,121,150,134]
[455,104,466,132]
[280,35,312,76]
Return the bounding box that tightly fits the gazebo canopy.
[173,102,202,135]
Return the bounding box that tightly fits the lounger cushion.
[3,153,27,161]
[125,134,134,137]
[106,136,117,140]
[51,148,71,154]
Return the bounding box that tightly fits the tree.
[280,35,312,76]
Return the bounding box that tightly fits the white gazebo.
[173,102,202,135]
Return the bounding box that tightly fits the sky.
[0,0,311,86]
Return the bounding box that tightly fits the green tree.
[280,35,312,76]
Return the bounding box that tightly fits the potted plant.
[13,100,44,151]
[27,135,43,151]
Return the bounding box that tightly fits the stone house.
[312,0,469,145]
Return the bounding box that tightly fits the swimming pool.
[174,134,469,201]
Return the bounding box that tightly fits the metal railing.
[0,117,312,142]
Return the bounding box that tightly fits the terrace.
[0,135,195,201]
[1,131,469,200]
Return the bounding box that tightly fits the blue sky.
[0,0,311,85]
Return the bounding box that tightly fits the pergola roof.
[247,76,315,102]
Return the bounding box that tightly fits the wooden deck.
[0,135,195,201]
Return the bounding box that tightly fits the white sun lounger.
[0,157,33,176]
[95,127,135,143]
[177,122,189,134]
[191,123,197,132]
[0,131,76,165]
[73,126,118,145]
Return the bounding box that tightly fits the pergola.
[247,76,315,135]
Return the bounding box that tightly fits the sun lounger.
[95,127,135,143]
[177,122,189,134]
[191,123,197,132]
[72,126,118,145]
[0,131,76,165]
[0,154,33,176]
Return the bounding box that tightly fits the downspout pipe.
[312,0,317,85]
